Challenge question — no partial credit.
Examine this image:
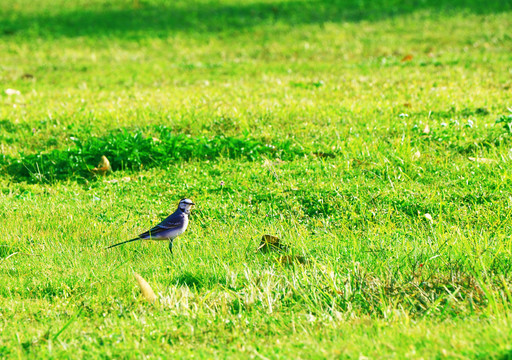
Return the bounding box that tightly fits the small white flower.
[5,89,21,95]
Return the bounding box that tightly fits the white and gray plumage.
[106,198,195,253]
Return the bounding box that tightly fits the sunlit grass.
[1,0,512,358]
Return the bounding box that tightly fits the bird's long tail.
[105,237,141,249]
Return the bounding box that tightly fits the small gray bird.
[106,198,195,253]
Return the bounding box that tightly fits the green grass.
[1,0,512,358]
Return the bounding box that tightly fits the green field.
[1,0,512,358]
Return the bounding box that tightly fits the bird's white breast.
[175,215,188,237]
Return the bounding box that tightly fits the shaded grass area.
[1,127,303,182]
[1,0,511,39]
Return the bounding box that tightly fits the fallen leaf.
[423,124,430,134]
[468,157,497,164]
[401,54,414,62]
[91,155,112,176]
[5,88,21,95]
[21,73,34,79]
[277,255,308,265]
[134,273,157,303]
[257,234,289,253]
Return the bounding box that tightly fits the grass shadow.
[1,0,510,39]
[0,126,306,183]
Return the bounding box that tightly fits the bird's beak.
[191,202,195,206]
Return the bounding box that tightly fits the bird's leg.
[169,240,173,254]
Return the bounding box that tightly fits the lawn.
[1,0,512,358]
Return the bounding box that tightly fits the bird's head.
[178,198,195,214]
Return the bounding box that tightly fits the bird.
[106,198,195,253]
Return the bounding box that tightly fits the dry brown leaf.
[401,54,414,62]
[277,255,308,265]
[257,234,289,253]
[134,273,157,303]
[91,155,112,176]
[468,157,497,164]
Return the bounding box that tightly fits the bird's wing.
[138,211,184,239]
[138,221,181,239]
